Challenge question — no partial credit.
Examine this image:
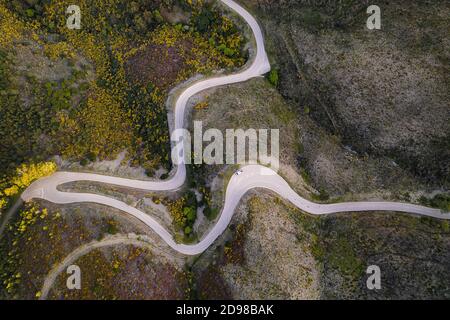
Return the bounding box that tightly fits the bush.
[0,162,57,214]
[184,206,197,223]
[318,188,330,201]
[159,173,169,180]
[203,206,219,220]
[223,47,234,57]
[25,8,34,17]
[86,152,97,162]
[420,194,450,212]
[267,69,279,87]
[185,191,197,209]
[195,9,214,32]
[153,10,164,23]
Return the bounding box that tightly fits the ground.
[242,0,450,190]
[194,194,450,299]
[0,0,449,300]
[0,199,190,300]
[47,244,189,300]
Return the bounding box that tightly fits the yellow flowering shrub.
[194,101,209,110]
[0,203,53,295]
[0,4,23,47]
[61,85,133,160]
[3,185,19,197]
[168,197,187,228]
[0,162,56,214]
[10,162,57,190]
[0,0,246,174]
[43,42,75,60]
[0,198,7,210]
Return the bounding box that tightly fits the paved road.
[21,0,449,256]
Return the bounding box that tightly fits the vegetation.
[167,191,198,242]
[287,203,365,280]
[0,3,24,47]
[267,69,279,87]
[0,201,146,299]
[419,194,450,212]
[49,245,189,300]
[0,0,250,297]
[0,0,247,179]
[311,188,330,202]
[250,0,450,190]
[0,41,92,173]
[0,162,56,214]
[188,161,218,221]
[0,203,51,296]
[223,223,247,264]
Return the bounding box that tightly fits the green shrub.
[184,226,192,235]
[267,69,279,87]
[420,194,450,212]
[223,47,234,57]
[153,10,164,24]
[203,206,219,220]
[86,152,97,162]
[25,8,34,18]
[184,207,197,223]
[195,8,214,32]
[313,188,330,202]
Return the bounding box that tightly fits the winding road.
[21,0,449,256]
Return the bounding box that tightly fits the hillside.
[242,0,450,190]
[0,0,448,301]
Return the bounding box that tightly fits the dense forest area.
[0,0,246,217]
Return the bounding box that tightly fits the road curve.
[39,234,161,299]
[20,0,449,256]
